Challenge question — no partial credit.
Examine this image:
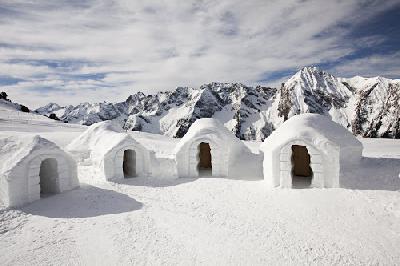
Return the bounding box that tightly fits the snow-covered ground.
[0,104,399,265]
[0,102,85,148]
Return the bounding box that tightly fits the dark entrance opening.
[198,142,212,176]
[291,145,313,188]
[39,158,59,197]
[123,149,136,178]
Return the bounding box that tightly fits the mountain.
[35,67,400,140]
[36,102,125,124]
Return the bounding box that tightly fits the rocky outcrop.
[35,67,400,140]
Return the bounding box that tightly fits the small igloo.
[261,114,363,188]
[67,121,152,180]
[175,118,259,178]
[0,134,79,207]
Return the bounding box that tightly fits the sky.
[0,0,399,108]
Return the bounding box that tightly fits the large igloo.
[175,118,261,178]
[261,114,363,188]
[67,121,153,180]
[0,134,79,207]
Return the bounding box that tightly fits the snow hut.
[67,121,152,180]
[261,114,363,188]
[175,118,255,178]
[0,134,79,207]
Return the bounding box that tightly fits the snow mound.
[175,118,246,152]
[0,133,79,207]
[0,134,59,175]
[175,118,262,179]
[261,114,363,188]
[261,113,362,151]
[67,120,126,158]
[67,120,153,180]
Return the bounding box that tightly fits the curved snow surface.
[1,166,400,265]
[261,114,363,188]
[175,118,262,179]
[0,134,60,175]
[0,107,400,264]
[0,139,399,264]
[261,113,362,151]
[0,133,79,207]
[67,121,153,180]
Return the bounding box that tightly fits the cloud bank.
[0,0,399,108]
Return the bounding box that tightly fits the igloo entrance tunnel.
[291,145,313,187]
[123,149,136,178]
[261,114,363,188]
[0,134,79,207]
[39,158,60,195]
[198,142,212,176]
[67,121,152,181]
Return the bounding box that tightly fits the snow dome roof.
[175,118,248,152]
[67,120,139,156]
[261,114,362,152]
[0,133,60,175]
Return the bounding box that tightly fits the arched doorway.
[123,149,136,178]
[198,142,212,176]
[39,158,60,196]
[291,145,313,188]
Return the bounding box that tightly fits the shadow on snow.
[340,157,400,191]
[112,176,197,188]
[113,175,263,188]
[21,185,143,218]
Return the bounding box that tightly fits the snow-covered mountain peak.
[288,66,350,95]
[34,68,399,140]
[344,75,393,92]
[35,102,62,115]
[277,66,353,123]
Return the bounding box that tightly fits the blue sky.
[0,0,399,108]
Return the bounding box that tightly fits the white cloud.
[331,51,400,78]
[0,0,399,108]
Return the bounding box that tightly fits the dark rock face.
[353,82,400,138]
[48,113,60,121]
[0,92,10,102]
[19,105,29,113]
[121,82,278,140]
[277,83,291,121]
[34,67,400,140]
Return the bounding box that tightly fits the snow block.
[175,118,263,179]
[261,114,363,188]
[67,120,154,180]
[0,133,79,207]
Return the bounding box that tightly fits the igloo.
[67,121,152,180]
[175,118,259,178]
[0,134,79,207]
[261,114,363,188]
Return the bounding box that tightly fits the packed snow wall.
[0,134,79,207]
[67,121,153,180]
[175,118,263,179]
[261,114,363,188]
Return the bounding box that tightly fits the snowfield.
[0,103,400,265]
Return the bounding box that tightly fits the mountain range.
[35,66,400,140]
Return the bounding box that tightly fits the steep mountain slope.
[35,67,400,140]
[345,76,400,138]
[278,66,354,126]
[123,84,279,140]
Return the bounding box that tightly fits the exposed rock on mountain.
[0,91,31,113]
[35,67,400,140]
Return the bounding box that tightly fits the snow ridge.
[35,67,400,140]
